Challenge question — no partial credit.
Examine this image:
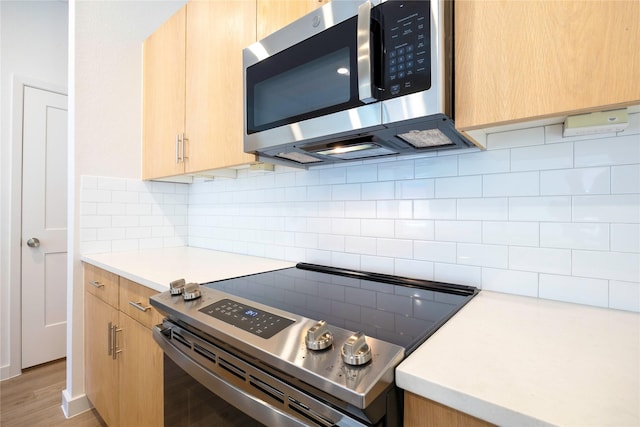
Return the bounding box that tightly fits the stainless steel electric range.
[150,263,478,427]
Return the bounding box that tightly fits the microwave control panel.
[377,0,431,99]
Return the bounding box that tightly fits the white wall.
[65,0,185,416]
[0,0,68,380]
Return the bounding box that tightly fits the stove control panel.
[199,298,294,339]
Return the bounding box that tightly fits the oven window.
[164,355,266,427]
[246,16,362,134]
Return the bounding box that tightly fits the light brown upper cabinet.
[455,0,640,131]
[143,6,186,179]
[257,0,329,40]
[185,0,257,174]
[143,1,257,180]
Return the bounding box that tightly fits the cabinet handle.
[88,280,103,288]
[112,324,122,360]
[128,300,150,312]
[175,133,180,163]
[108,321,113,356]
[181,133,188,160]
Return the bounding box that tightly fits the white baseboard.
[61,389,93,418]
[0,363,21,381]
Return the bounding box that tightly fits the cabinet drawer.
[119,278,164,329]
[84,263,119,308]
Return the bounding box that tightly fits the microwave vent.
[275,151,323,164]
[397,128,455,148]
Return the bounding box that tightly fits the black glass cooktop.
[203,263,478,354]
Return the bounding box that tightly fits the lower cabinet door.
[85,292,119,426]
[119,312,164,427]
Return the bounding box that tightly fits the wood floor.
[0,358,106,427]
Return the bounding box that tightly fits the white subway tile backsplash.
[482,221,539,247]
[377,238,413,258]
[377,200,413,219]
[378,160,414,181]
[611,164,640,194]
[509,196,571,221]
[457,243,508,268]
[395,220,434,240]
[362,182,394,200]
[80,176,189,254]
[111,190,139,203]
[395,179,434,199]
[483,171,539,197]
[345,236,376,255]
[573,250,640,283]
[415,155,457,178]
[573,195,640,223]
[394,259,434,280]
[539,274,609,308]
[361,219,395,238]
[457,198,508,221]
[434,263,481,287]
[81,123,639,311]
[540,167,610,195]
[481,268,538,297]
[414,241,457,263]
[540,222,609,251]
[414,199,457,220]
[610,224,640,253]
[346,164,377,183]
[435,220,481,243]
[332,184,361,201]
[97,177,127,191]
[511,142,573,172]
[487,126,545,150]
[435,176,482,198]
[344,201,377,219]
[458,149,510,176]
[575,135,640,167]
[318,234,345,252]
[509,246,571,275]
[609,281,640,312]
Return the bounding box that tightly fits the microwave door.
[244,1,385,154]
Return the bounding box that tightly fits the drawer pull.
[88,280,104,288]
[129,301,151,312]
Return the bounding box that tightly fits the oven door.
[154,322,370,427]
[243,1,383,153]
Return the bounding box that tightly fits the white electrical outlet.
[563,108,629,137]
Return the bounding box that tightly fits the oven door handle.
[357,1,375,104]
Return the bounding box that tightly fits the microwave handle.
[357,1,376,104]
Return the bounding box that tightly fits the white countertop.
[396,290,640,427]
[81,247,295,292]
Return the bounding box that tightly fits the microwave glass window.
[253,48,350,128]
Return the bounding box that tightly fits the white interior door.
[21,86,68,369]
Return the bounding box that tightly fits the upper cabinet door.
[455,1,640,131]
[257,0,329,40]
[185,0,257,173]
[142,5,187,180]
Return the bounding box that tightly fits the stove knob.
[305,320,333,351]
[341,332,372,366]
[182,282,201,301]
[169,278,185,296]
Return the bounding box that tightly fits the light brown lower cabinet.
[404,391,495,427]
[84,264,163,426]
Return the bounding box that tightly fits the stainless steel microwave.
[243,0,474,167]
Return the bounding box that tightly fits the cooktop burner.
[204,263,476,354]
